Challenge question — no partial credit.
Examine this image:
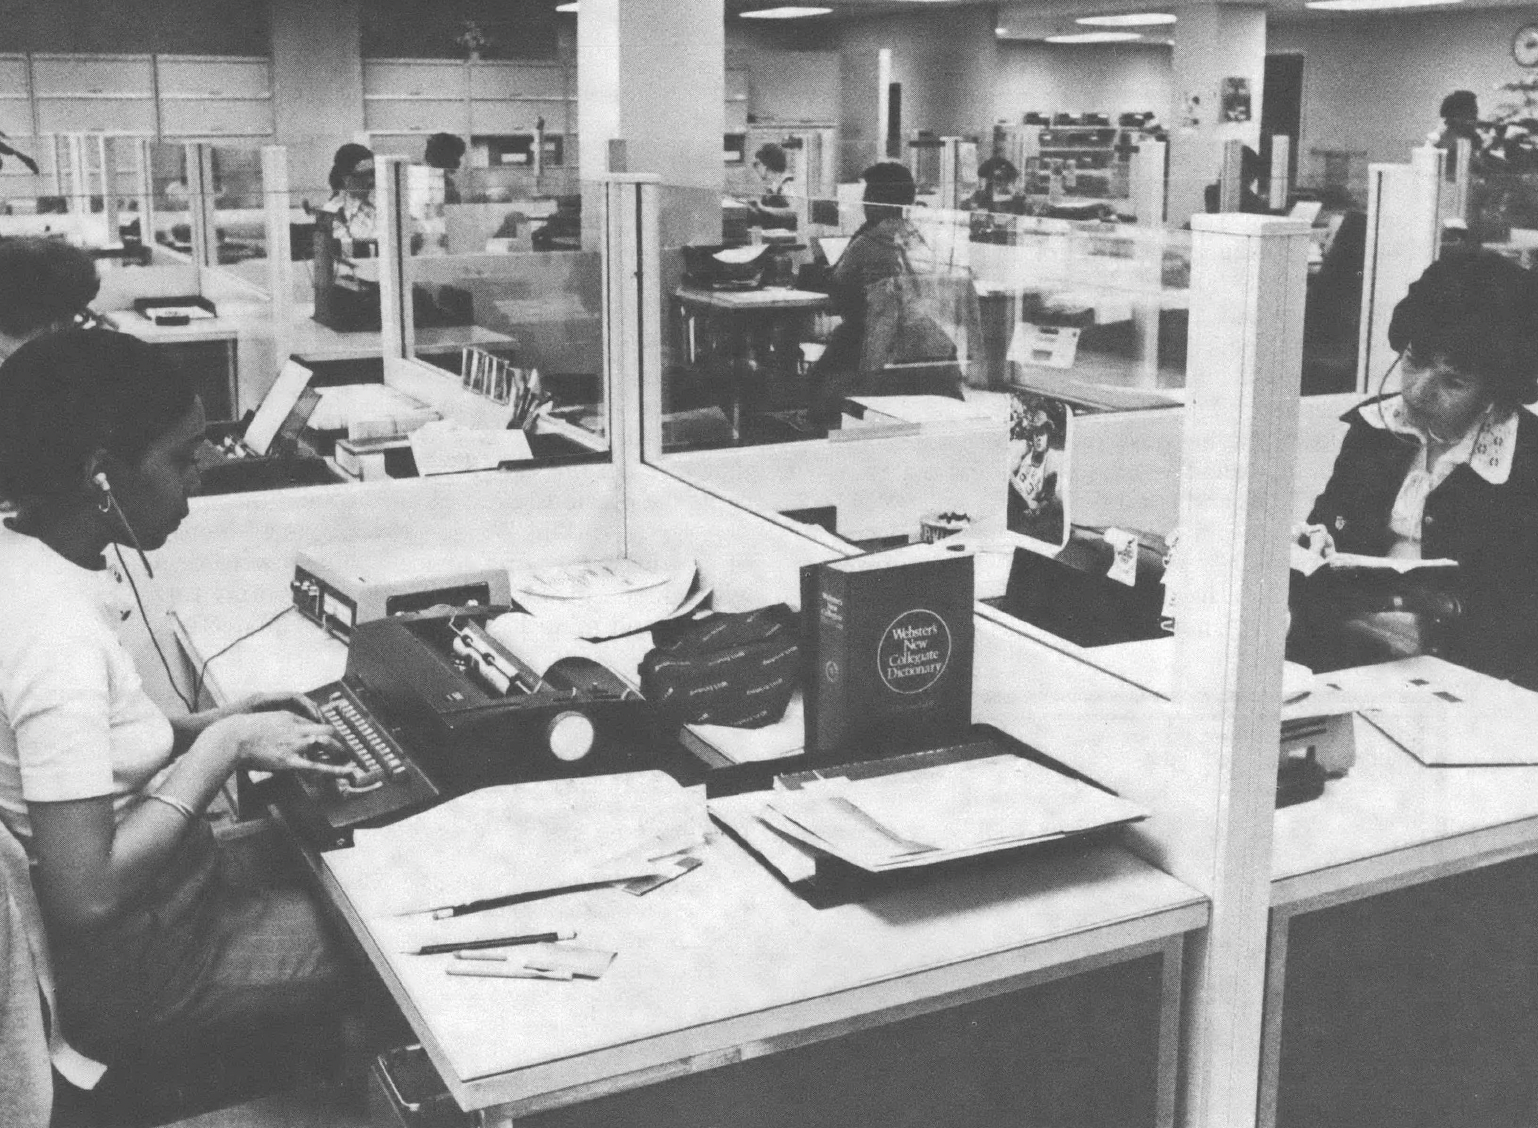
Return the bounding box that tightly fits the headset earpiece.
[92,471,112,512]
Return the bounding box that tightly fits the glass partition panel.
[645,175,1196,692]
[208,144,269,287]
[397,167,608,461]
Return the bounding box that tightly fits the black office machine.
[269,607,653,848]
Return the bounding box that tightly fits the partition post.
[98,134,119,238]
[1132,140,1167,225]
[1356,153,1441,394]
[262,145,296,372]
[1176,214,1309,1128]
[186,143,218,272]
[1217,139,1244,213]
[1267,135,1290,211]
[130,137,154,257]
[375,154,413,362]
[600,174,660,480]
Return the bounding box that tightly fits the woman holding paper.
[1293,249,1538,686]
[0,331,355,1075]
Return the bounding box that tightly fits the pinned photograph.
[1007,391,1071,551]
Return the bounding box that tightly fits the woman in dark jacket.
[1295,249,1538,686]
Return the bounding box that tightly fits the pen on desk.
[410,929,575,956]
[431,880,616,919]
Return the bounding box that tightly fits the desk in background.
[107,308,241,421]
[172,589,1206,1128]
[674,287,830,442]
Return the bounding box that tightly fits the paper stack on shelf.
[307,384,441,441]
[509,558,709,640]
[325,771,709,917]
[759,752,1145,874]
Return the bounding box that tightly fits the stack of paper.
[307,384,440,440]
[326,772,709,917]
[750,754,1145,874]
[408,419,532,475]
[508,558,709,640]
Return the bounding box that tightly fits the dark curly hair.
[0,330,195,506]
[0,237,100,339]
[754,143,788,175]
[1387,249,1538,408]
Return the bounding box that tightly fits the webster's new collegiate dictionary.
[801,543,974,761]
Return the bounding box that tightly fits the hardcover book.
[801,543,974,760]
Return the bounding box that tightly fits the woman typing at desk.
[0,330,355,1070]
[1293,249,1538,688]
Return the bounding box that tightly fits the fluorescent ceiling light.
[554,1,577,10]
[739,6,833,17]
[1045,30,1144,42]
[1076,11,1176,24]
[1306,0,1459,8]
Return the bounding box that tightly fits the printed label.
[876,609,952,696]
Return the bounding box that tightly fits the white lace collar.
[1359,396,1517,485]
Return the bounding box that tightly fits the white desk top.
[106,307,246,345]
[1271,716,1538,908]
[323,830,1204,1111]
[172,590,1205,1114]
[171,599,347,706]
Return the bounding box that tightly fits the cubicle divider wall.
[631,146,1315,1127]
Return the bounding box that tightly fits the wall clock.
[1514,23,1538,68]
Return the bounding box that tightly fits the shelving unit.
[362,57,576,171]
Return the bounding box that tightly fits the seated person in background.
[748,143,797,231]
[967,156,1027,215]
[808,162,969,425]
[424,132,466,205]
[1292,249,1538,687]
[318,143,377,251]
[1430,89,1486,179]
[0,238,99,362]
[0,330,355,1067]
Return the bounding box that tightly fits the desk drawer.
[368,1045,472,1128]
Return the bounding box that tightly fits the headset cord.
[112,543,296,714]
[113,543,193,712]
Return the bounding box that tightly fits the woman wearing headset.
[0,330,353,1068]
[1295,249,1538,687]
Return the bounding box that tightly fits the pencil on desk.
[410,929,574,955]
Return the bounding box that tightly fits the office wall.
[1270,10,1528,168]
[270,0,364,196]
[727,30,841,126]
[993,42,1173,123]
[832,7,999,177]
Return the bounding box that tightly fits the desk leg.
[1155,933,1185,1128]
[479,1110,516,1128]
[1255,908,1292,1128]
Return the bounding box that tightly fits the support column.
[579,0,723,247]
[1167,3,1267,227]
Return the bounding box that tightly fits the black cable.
[113,544,193,711]
[112,544,296,713]
[192,605,297,709]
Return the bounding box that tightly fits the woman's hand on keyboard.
[235,690,327,724]
[209,711,351,777]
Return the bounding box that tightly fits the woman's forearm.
[31,728,240,932]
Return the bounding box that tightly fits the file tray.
[133,295,217,325]
[710,724,1142,909]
